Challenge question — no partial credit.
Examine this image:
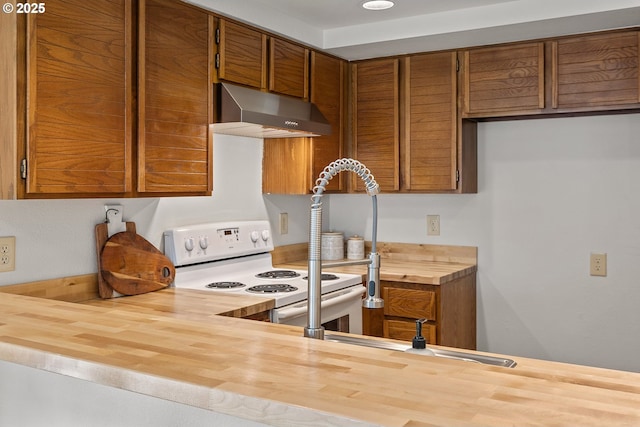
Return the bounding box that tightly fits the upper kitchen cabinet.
[20,0,134,197]
[216,20,308,99]
[402,52,458,192]
[551,30,640,112]
[269,37,309,99]
[462,42,545,118]
[262,52,347,194]
[352,58,400,193]
[309,52,346,192]
[1,7,18,199]
[215,19,267,90]
[138,0,212,194]
[352,53,477,194]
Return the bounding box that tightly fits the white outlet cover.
[427,215,440,236]
[0,236,16,272]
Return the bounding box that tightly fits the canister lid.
[348,235,364,240]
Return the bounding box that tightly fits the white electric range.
[163,220,365,332]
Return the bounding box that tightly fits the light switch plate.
[279,212,288,235]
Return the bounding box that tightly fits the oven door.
[272,286,365,334]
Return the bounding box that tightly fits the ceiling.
[187,0,640,60]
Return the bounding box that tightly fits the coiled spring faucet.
[305,158,384,340]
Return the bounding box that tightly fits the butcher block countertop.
[279,258,476,285]
[272,242,478,285]
[2,289,640,426]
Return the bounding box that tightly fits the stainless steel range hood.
[211,82,331,138]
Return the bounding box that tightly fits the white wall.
[325,113,640,372]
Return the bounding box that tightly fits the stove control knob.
[199,236,209,250]
[250,231,260,243]
[261,230,270,242]
[185,237,195,252]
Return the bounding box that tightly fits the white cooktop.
[164,221,363,308]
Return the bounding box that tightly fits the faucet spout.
[304,158,384,340]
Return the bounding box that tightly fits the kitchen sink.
[324,334,517,368]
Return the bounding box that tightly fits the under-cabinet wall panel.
[262,137,311,194]
[139,0,212,194]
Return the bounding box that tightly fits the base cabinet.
[365,274,476,350]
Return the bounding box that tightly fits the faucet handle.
[412,318,427,349]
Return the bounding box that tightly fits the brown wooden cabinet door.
[216,19,266,90]
[552,31,640,110]
[384,319,437,343]
[383,287,437,320]
[352,58,400,192]
[25,0,133,195]
[404,52,458,191]
[310,52,346,192]
[463,42,545,116]
[269,38,309,99]
[138,0,212,194]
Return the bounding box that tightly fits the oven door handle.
[276,286,365,321]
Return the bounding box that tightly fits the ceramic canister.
[347,235,365,260]
[321,232,344,260]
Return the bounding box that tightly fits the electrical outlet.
[590,253,607,277]
[427,215,440,236]
[0,236,16,272]
[279,212,288,235]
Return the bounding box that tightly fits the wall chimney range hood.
[212,82,332,138]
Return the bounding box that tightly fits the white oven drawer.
[272,286,365,333]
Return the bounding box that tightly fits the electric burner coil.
[255,270,300,279]
[302,274,339,281]
[246,284,298,293]
[206,281,245,289]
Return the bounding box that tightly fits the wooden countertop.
[278,259,476,285]
[273,242,478,285]
[2,290,640,426]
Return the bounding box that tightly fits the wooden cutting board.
[95,222,175,298]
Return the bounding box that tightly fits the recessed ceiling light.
[362,1,395,11]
